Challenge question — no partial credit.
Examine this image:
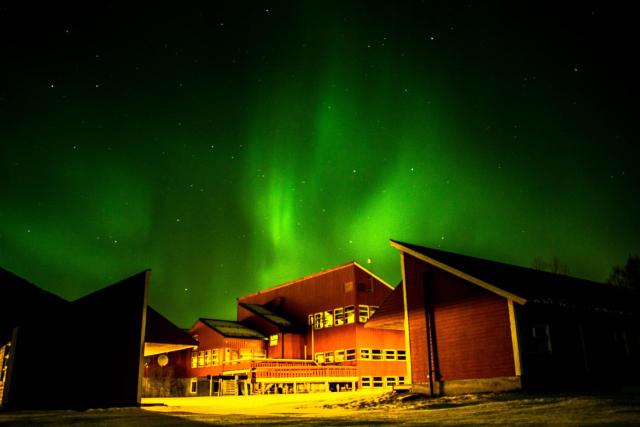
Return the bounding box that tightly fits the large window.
[323,310,334,328]
[314,313,323,329]
[269,334,279,346]
[344,306,355,324]
[191,352,197,368]
[358,305,370,323]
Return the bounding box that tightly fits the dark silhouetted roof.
[391,240,639,314]
[365,283,405,330]
[239,302,305,333]
[199,318,266,339]
[145,306,198,346]
[0,267,69,342]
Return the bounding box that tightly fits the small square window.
[345,349,356,361]
[397,350,407,361]
[360,348,371,360]
[398,376,405,385]
[334,307,345,326]
[372,376,383,387]
[386,376,397,386]
[324,351,335,363]
[384,349,396,360]
[335,350,345,362]
[315,352,325,364]
[371,349,383,360]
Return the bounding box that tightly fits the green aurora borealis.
[1,3,638,326]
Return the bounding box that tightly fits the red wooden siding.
[403,253,515,384]
[430,268,514,380]
[404,254,431,384]
[238,263,393,324]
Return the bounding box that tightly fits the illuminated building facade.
[144,262,407,396]
[367,240,640,395]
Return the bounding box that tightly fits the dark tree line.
[608,255,640,291]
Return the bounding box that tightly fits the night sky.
[1,2,638,326]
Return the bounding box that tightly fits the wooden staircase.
[221,380,238,396]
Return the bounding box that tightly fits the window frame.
[360,348,371,360]
[344,305,355,324]
[358,304,370,323]
[361,376,372,388]
[334,307,345,326]
[384,349,396,360]
[345,349,356,361]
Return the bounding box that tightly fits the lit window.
[397,350,406,361]
[269,334,279,346]
[345,349,356,361]
[372,376,383,387]
[198,351,206,367]
[358,305,370,323]
[360,348,371,360]
[334,307,344,326]
[204,350,211,366]
[361,376,372,388]
[211,349,219,366]
[335,350,345,362]
[384,349,396,360]
[314,313,323,329]
[190,378,197,394]
[323,310,334,328]
[191,352,197,368]
[308,314,314,326]
[386,376,397,387]
[344,306,355,324]
[324,351,335,363]
[315,352,325,364]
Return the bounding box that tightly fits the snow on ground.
[1,390,639,426]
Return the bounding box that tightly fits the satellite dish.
[157,354,169,367]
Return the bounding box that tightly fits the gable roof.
[390,240,638,313]
[198,318,266,339]
[364,282,405,330]
[239,303,305,333]
[240,261,394,299]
